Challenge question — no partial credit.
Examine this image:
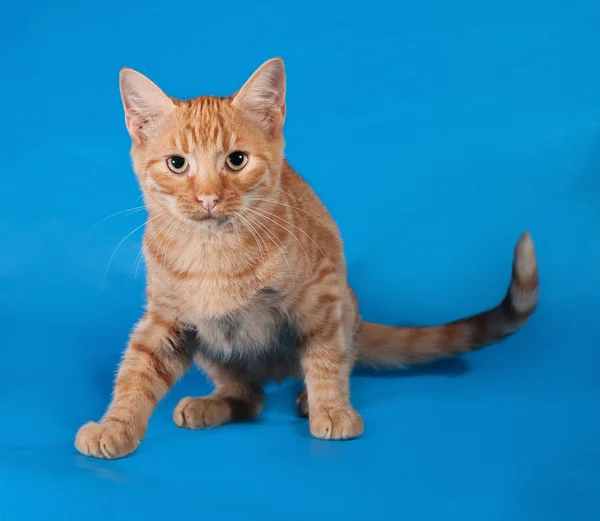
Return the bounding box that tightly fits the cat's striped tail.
[356,232,538,367]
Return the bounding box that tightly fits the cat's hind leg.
[295,388,309,418]
[173,354,264,429]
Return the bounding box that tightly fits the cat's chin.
[184,214,232,230]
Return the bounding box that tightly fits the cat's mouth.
[188,213,231,225]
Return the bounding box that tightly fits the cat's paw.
[75,421,139,459]
[173,397,231,429]
[309,407,364,440]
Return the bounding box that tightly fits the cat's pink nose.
[197,194,219,212]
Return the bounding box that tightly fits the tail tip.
[514,231,537,276]
[516,230,534,253]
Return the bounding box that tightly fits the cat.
[75,58,538,459]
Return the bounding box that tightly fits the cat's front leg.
[75,312,191,459]
[296,291,364,440]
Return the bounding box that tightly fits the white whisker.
[246,207,313,277]
[130,215,175,281]
[158,217,182,269]
[233,211,269,261]
[102,210,169,289]
[86,205,148,236]
[245,196,335,232]
[249,206,333,274]
[245,213,295,284]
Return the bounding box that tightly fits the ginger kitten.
[75,58,538,459]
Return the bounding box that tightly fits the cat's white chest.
[186,288,301,380]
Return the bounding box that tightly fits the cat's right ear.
[119,68,175,144]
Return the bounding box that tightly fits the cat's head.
[119,58,286,227]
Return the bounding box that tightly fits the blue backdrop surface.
[1,1,599,520]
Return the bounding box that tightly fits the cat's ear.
[232,58,286,137]
[119,68,175,144]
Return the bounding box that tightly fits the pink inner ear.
[126,112,151,136]
[124,107,156,143]
[120,69,175,142]
[233,59,286,136]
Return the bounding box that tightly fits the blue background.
[1,0,599,519]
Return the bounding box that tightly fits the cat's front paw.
[309,407,364,440]
[75,421,139,459]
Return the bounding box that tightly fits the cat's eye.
[225,152,248,172]
[166,155,188,174]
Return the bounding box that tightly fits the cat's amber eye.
[225,152,248,172]
[166,155,188,174]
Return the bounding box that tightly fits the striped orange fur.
[75,58,539,459]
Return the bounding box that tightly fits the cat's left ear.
[119,68,175,144]
[232,58,286,137]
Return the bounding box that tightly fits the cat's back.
[280,160,342,242]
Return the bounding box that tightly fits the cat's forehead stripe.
[174,96,234,151]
